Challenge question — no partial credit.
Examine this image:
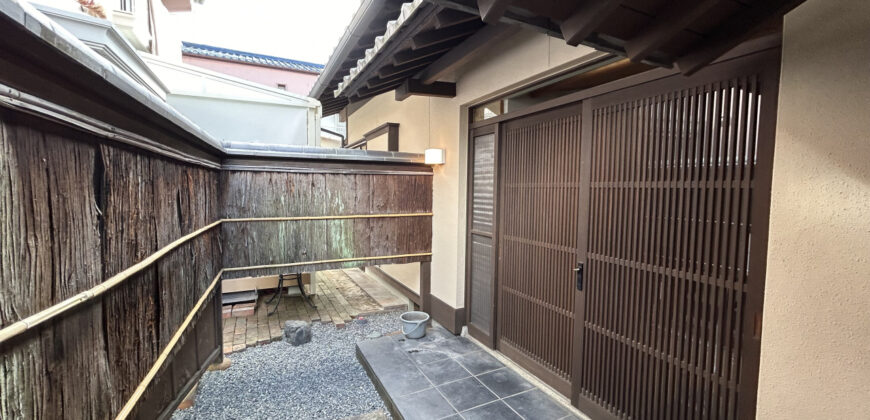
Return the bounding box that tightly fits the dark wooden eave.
[312,0,408,116]
[428,0,804,74]
[340,3,485,102]
[326,0,804,115]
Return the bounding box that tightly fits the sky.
[174,0,362,65]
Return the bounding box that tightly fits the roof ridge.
[181,41,325,72]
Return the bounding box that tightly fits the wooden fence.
[0,108,433,419]
[0,110,222,419]
[220,169,433,279]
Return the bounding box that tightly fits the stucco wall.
[756,1,870,417]
[182,55,319,96]
[348,29,600,307]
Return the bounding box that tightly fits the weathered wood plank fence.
[0,106,433,420]
[0,110,222,419]
[220,168,433,279]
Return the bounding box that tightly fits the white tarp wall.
[143,53,321,146]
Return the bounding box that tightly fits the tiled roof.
[181,41,324,74]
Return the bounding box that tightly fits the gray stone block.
[283,320,311,346]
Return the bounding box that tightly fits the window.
[471,99,504,122]
[277,83,287,90]
[119,0,133,12]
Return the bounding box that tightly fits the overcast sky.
[174,0,361,65]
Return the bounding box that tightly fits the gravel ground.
[172,312,402,420]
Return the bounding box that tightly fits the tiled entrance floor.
[357,326,581,420]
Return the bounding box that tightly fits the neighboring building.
[182,41,346,147]
[32,0,323,147]
[34,2,171,99]
[144,53,321,147]
[34,0,190,61]
[311,0,870,419]
[181,41,323,95]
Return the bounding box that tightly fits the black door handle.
[574,263,584,291]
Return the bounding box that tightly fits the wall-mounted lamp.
[424,148,446,165]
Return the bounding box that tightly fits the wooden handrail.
[0,212,432,346]
[343,122,399,151]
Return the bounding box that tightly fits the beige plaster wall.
[348,29,600,307]
[378,263,420,293]
[347,95,430,151]
[756,1,870,417]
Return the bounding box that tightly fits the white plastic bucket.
[400,311,430,339]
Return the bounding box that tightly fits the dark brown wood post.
[387,123,400,152]
[213,280,224,364]
[420,261,431,314]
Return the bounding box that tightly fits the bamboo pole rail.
[116,269,224,420]
[115,248,434,418]
[221,253,433,272]
[0,220,222,345]
[0,212,432,346]
[222,212,432,223]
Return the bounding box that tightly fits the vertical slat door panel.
[472,134,496,234]
[470,235,494,334]
[468,132,496,339]
[497,106,582,394]
[575,51,779,420]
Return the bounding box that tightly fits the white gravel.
[172,312,402,420]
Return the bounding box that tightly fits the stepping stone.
[283,320,312,346]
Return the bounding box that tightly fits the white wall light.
[424,148,446,165]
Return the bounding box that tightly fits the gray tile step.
[356,326,580,420]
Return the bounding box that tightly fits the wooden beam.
[477,0,510,24]
[411,20,482,50]
[676,0,804,75]
[352,83,404,101]
[559,0,621,46]
[377,60,431,79]
[395,79,457,101]
[392,43,455,66]
[417,23,521,84]
[367,70,420,90]
[435,8,481,29]
[624,0,720,63]
[362,122,400,151]
[529,58,653,97]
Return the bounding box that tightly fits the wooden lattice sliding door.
[573,51,780,419]
[496,105,583,395]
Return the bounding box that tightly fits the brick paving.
[221,269,400,354]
